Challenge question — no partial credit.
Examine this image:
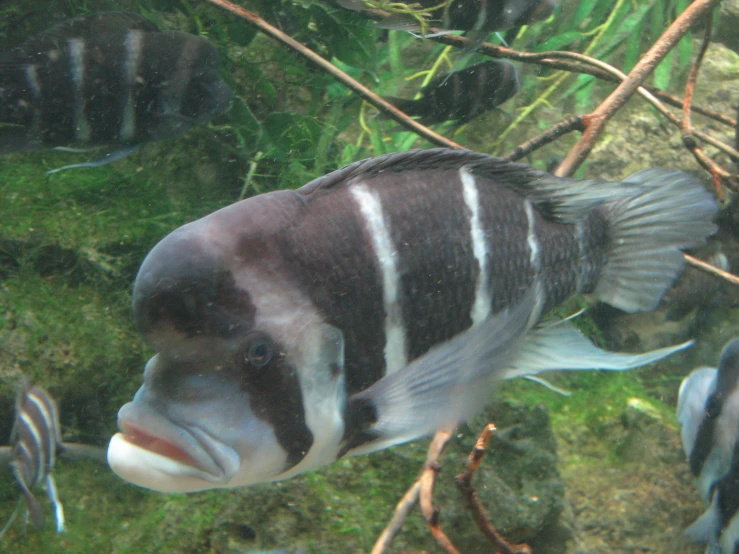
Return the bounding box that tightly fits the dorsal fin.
[297,148,629,222]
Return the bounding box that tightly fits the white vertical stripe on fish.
[68,39,91,142]
[460,167,491,326]
[350,183,407,374]
[45,474,65,533]
[162,37,201,117]
[28,391,56,468]
[19,412,45,487]
[25,65,41,98]
[574,220,586,294]
[524,199,544,323]
[120,30,145,142]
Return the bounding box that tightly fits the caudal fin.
[594,169,718,313]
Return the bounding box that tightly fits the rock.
[715,0,739,55]
[432,400,571,554]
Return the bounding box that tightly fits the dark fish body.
[387,60,519,125]
[0,12,232,156]
[107,148,716,493]
[6,382,65,533]
[336,0,555,33]
[678,339,739,553]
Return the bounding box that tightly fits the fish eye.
[245,333,273,368]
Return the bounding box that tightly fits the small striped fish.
[2,382,65,536]
[678,339,739,554]
[336,0,555,33]
[108,148,717,493]
[385,60,519,125]
[0,12,232,171]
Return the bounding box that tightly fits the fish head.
[107,194,347,492]
[179,65,233,124]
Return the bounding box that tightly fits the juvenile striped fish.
[107,148,717,493]
[678,338,739,553]
[2,382,65,536]
[0,12,232,171]
[336,0,555,33]
[386,60,519,125]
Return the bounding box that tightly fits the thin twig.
[357,7,735,129]
[203,0,465,150]
[685,254,739,286]
[505,116,587,162]
[556,0,723,177]
[371,481,421,554]
[371,428,455,554]
[419,428,459,554]
[455,424,532,554]
[680,17,737,198]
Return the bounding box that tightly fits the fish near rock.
[336,0,556,34]
[0,12,232,171]
[107,148,717,493]
[385,60,520,125]
[678,338,739,553]
[1,381,65,536]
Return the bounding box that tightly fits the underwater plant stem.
[203,0,464,150]
[556,0,723,177]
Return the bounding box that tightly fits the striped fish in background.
[1,381,64,537]
[107,148,717,494]
[0,12,232,172]
[677,338,739,554]
[384,60,520,125]
[336,0,556,33]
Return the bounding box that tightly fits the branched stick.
[680,17,739,198]
[504,116,586,162]
[371,428,456,554]
[419,428,459,554]
[685,254,739,286]
[203,0,465,150]
[455,424,532,554]
[371,481,421,554]
[555,0,723,177]
[357,7,735,129]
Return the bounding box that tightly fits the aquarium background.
[1,0,738,552]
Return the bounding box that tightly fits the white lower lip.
[107,433,232,493]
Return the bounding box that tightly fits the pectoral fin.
[46,143,143,174]
[341,289,537,456]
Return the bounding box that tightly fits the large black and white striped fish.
[385,60,520,126]
[677,338,739,553]
[0,12,232,172]
[336,0,555,33]
[107,148,717,493]
[1,382,64,536]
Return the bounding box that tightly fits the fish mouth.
[108,403,240,491]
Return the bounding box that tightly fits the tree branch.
[555,0,723,177]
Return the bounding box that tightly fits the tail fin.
[594,170,718,313]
